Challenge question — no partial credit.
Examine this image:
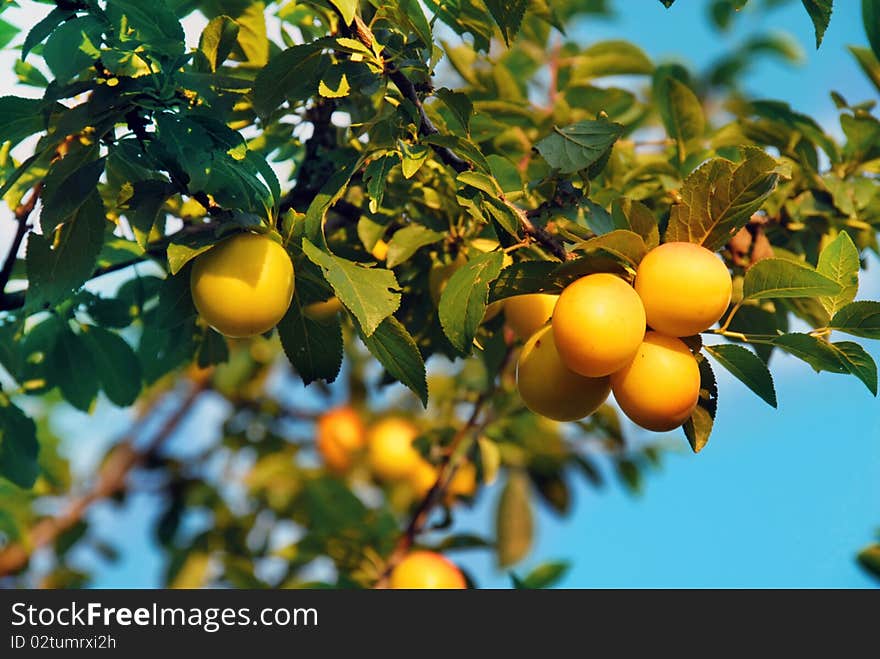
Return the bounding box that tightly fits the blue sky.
[2,1,878,588]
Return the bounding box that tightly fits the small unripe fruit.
[517,325,611,421]
[635,242,732,337]
[367,417,422,481]
[389,551,466,589]
[505,293,558,340]
[190,233,294,338]
[610,331,700,432]
[303,296,343,321]
[552,273,646,377]
[316,406,365,472]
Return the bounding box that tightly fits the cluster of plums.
[512,242,733,431]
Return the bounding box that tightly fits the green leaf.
[81,326,143,407]
[0,402,39,489]
[659,0,676,6]
[40,156,106,234]
[0,97,45,147]
[22,7,75,60]
[328,0,358,25]
[0,18,16,51]
[742,258,842,300]
[152,268,197,329]
[534,118,625,175]
[683,355,718,454]
[26,192,107,308]
[656,76,705,159]
[252,42,325,116]
[106,0,185,55]
[301,238,400,337]
[277,301,343,385]
[849,45,880,93]
[385,225,445,269]
[435,87,473,134]
[439,251,506,353]
[830,301,880,339]
[124,180,176,249]
[705,344,777,407]
[517,561,571,589]
[831,341,877,395]
[664,148,781,250]
[358,316,428,406]
[865,0,880,62]
[611,198,660,249]
[771,333,848,372]
[166,232,217,276]
[396,0,433,47]
[575,40,653,77]
[484,0,528,46]
[15,61,50,88]
[47,327,99,412]
[399,141,429,179]
[574,230,647,268]
[304,153,365,242]
[801,0,833,48]
[363,153,398,213]
[496,471,533,567]
[42,15,103,83]
[817,232,860,317]
[198,15,240,72]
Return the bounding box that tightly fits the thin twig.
[0,182,43,305]
[0,376,209,577]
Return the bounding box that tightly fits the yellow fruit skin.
[448,461,477,498]
[552,273,646,377]
[505,294,558,340]
[190,233,294,338]
[389,551,466,589]
[517,325,611,421]
[610,331,700,432]
[635,242,732,337]
[316,406,365,472]
[483,300,504,322]
[367,417,422,481]
[371,239,389,261]
[303,296,343,321]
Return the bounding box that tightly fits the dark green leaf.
[252,42,326,117]
[124,180,176,248]
[26,192,106,308]
[484,0,528,46]
[830,301,880,339]
[152,268,197,329]
[574,230,647,268]
[771,333,848,373]
[656,76,705,159]
[0,402,39,489]
[197,328,229,368]
[358,316,427,406]
[47,328,99,412]
[302,238,400,337]
[831,341,877,395]
[0,97,45,147]
[518,561,570,589]
[534,118,625,174]
[801,0,833,48]
[81,326,143,407]
[683,356,717,453]
[106,0,185,56]
[363,153,398,213]
[611,198,660,250]
[22,7,75,60]
[15,61,50,88]
[439,251,506,354]
[664,148,781,250]
[277,300,343,385]
[42,15,103,82]
[849,46,880,93]
[705,343,777,407]
[858,543,880,579]
[40,156,106,234]
[865,0,880,62]
[435,87,473,134]
[742,258,842,300]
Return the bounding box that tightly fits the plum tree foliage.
[0,0,878,588]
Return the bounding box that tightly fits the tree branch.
[0,183,43,307]
[373,346,515,588]
[0,375,209,577]
[347,15,470,173]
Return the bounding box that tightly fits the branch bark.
[0,376,209,577]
